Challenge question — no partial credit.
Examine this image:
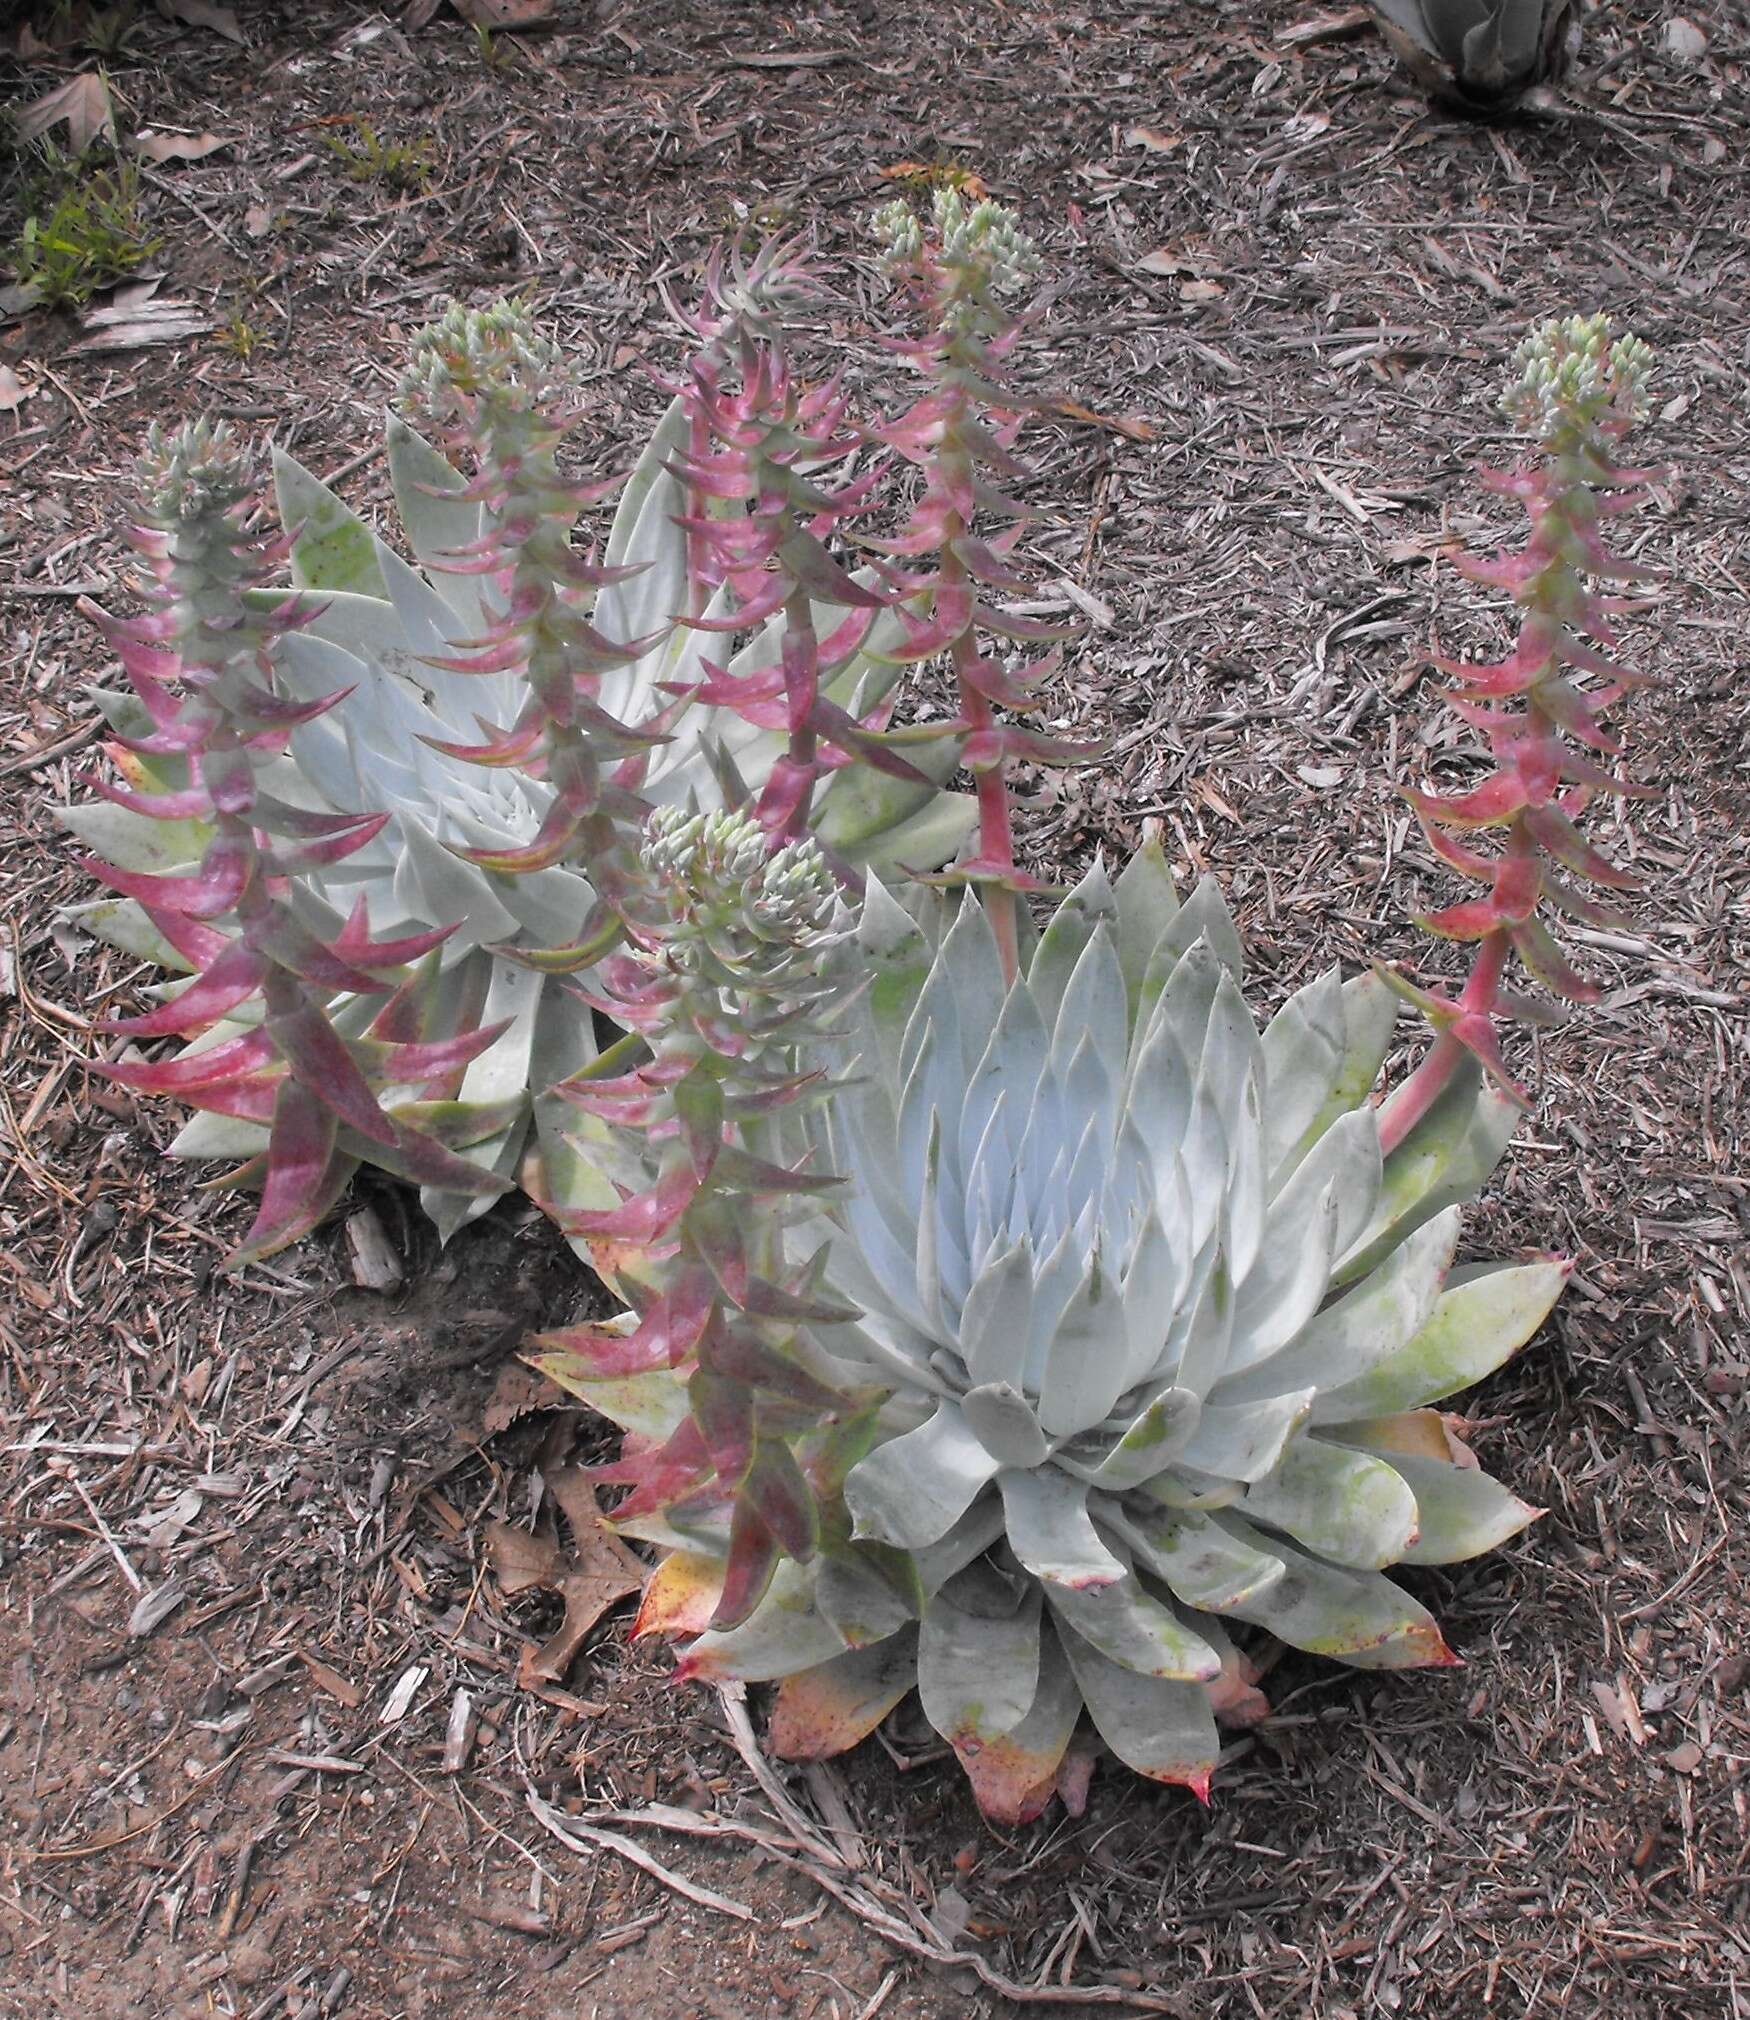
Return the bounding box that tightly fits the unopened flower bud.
[138,419,254,523]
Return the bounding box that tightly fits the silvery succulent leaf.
[1368,0,1576,111]
[590,839,1560,1817]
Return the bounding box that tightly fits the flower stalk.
[666,253,930,860]
[536,809,865,1625]
[1379,314,1662,1153]
[83,424,513,1261]
[870,188,1089,981]
[398,301,664,961]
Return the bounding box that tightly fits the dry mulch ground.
[2,2,1748,2016]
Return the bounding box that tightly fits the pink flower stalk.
[867,188,1091,982]
[533,808,870,1626]
[1378,315,1663,1154]
[666,249,930,859]
[85,423,514,1262]
[398,300,667,963]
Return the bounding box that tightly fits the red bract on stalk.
[532,808,876,1627]
[868,187,1092,983]
[667,249,931,857]
[397,301,666,965]
[1378,314,1663,1154]
[85,423,514,1262]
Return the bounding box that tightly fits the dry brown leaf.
[1051,397,1157,443]
[1380,534,1461,568]
[878,162,989,199]
[155,0,245,42]
[1137,248,1190,277]
[16,72,116,154]
[487,1466,644,1688]
[482,1356,564,1438]
[298,1650,364,1707]
[134,129,234,165]
[1276,7,1372,50]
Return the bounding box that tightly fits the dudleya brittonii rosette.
[62,291,972,1243]
[598,839,1567,1821]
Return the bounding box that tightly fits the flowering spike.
[1380,315,1665,1152]
[73,422,510,1264]
[870,191,1080,979]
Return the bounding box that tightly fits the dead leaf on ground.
[298,1650,364,1707]
[878,161,989,199]
[487,1465,644,1687]
[1380,534,1462,567]
[134,129,234,164]
[155,0,246,42]
[15,73,116,154]
[1277,7,1372,51]
[1051,397,1157,443]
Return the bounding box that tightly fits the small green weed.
[322,121,433,194]
[9,152,159,309]
[473,24,514,72]
[217,313,266,360]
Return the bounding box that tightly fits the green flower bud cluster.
[398,297,572,429]
[138,419,253,523]
[871,198,924,275]
[931,187,1041,300]
[873,190,1042,331]
[1502,313,1654,443]
[641,807,839,998]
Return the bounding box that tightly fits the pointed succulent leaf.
[1058,1627,1219,1795]
[1312,1257,1569,1421]
[1211,1512,1452,1665]
[1101,1500,1287,1613]
[675,1560,847,1683]
[1327,1424,1541,1565]
[952,1623,1083,1825]
[997,1469,1125,1590]
[843,1403,1003,1552]
[1044,1568,1220,1682]
[1240,1432,1420,1570]
[1337,1062,1517,1282]
[273,446,389,597]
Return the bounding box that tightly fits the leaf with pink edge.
[228,1081,351,1265]
[767,1630,919,1762]
[1058,1626,1217,1799]
[954,1623,1083,1826]
[631,1551,723,1641]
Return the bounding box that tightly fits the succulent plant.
[550,838,1562,1820]
[64,287,974,1246]
[1368,0,1576,113]
[533,807,868,1624]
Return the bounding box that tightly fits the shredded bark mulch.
[2,2,1746,2016]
